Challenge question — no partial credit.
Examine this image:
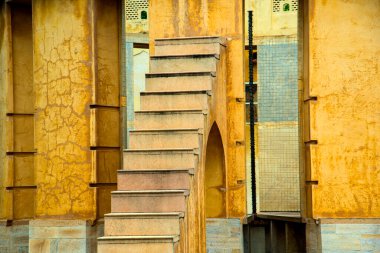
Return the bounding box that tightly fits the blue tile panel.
[321,224,380,252]
[257,42,298,123]
[206,218,243,253]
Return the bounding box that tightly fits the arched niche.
[205,123,226,218]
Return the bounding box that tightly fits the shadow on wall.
[205,123,226,218]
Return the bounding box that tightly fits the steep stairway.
[98,37,226,253]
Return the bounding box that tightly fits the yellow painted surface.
[93,150,119,184]
[92,0,121,219]
[11,4,34,114]
[205,124,226,218]
[0,2,11,220]
[0,2,35,220]
[33,0,95,219]
[307,0,380,218]
[91,108,120,148]
[94,0,120,107]
[13,188,35,219]
[12,116,34,152]
[12,155,34,186]
[10,4,35,220]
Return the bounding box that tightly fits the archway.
[205,123,226,218]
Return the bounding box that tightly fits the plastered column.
[33,0,95,221]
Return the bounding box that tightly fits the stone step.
[154,36,226,56]
[98,235,179,253]
[129,128,201,149]
[135,109,206,130]
[145,72,214,92]
[140,90,210,111]
[150,54,218,73]
[117,169,192,191]
[111,190,188,213]
[104,212,183,236]
[123,148,198,170]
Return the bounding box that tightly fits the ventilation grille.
[273,0,298,13]
[125,0,148,21]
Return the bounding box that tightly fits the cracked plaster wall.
[32,0,120,220]
[33,0,96,219]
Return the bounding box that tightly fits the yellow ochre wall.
[0,3,11,220]
[31,0,121,220]
[149,0,246,218]
[33,0,96,219]
[0,2,35,221]
[0,0,120,223]
[304,0,380,218]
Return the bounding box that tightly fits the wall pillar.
[31,0,120,251]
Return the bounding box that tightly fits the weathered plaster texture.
[320,223,380,252]
[0,223,29,253]
[206,218,243,253]
[29,220,103,253]
[33,0,95,218]
[0,2,10,220]
[307,0,380,218]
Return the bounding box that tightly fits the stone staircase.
[98,37,226,253]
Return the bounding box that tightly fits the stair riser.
[146,75,212,92]
[135,112,205,130]
[129,132,200,149]
[155,43,221,56]
[104,217,181,236]
[98,242,176,253]
[118,171,190,190]
[140,93,208,111]
[111,194,186,213]
[150,57,217,73]
[123,152,197,170]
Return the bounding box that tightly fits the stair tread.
[155,36,226,45]
[151,53,218,59]
[118,169,194,176]
[129,128,200,133]
[136,109,205,113]
[118,168,193,173]
[105,212,184,218]
[146,71,215,78]
[112,190,188,194]
[140,90,210,95]
[98,235,179,242]
[124,148,196,152]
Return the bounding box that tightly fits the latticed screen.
[272,0,298,13]
[125,0,148,20]
[124,0,149,33]
[256,37,300,212]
